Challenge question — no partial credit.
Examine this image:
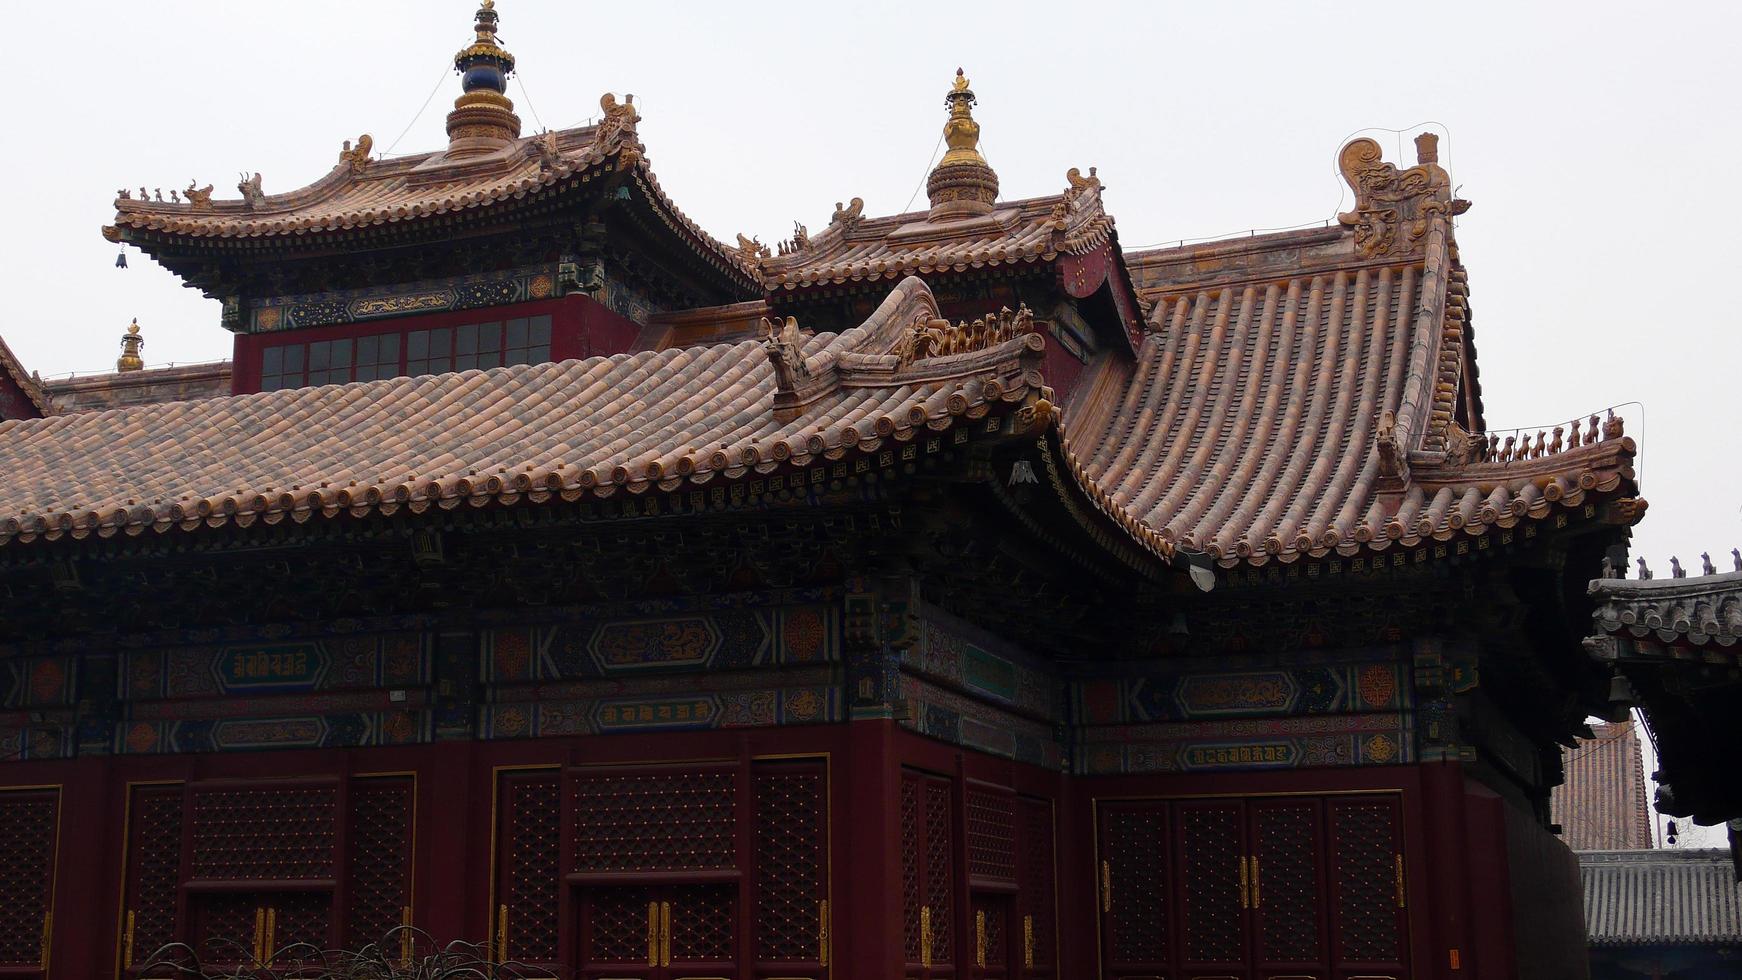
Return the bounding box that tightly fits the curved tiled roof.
[1078,217,1640,566]
[1590,570,1742,650]
[1582,849,1742,946]
[0,334,48,418]
[104,120,760,288]
[760,177,1115,291]
[0,279,1046,547]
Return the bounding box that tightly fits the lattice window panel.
[975,898,1008,967]
[966,788,1017,882]
[192,893,261,965]
[346,777,412,948]
[669,883,736,963]
[1178,803,1244,964]
[1104,804,1169,965]
[923,777,955,963]
[498,772,560,964]
[584,886,653,964]
[189,784,337,881]
[126,785,185,966]
[1254,802,1323,963]
[1017,796,1056,971]
[754,763,826,963]
[0,790,55,966]
[571,767,736,872]
[273,891,333,956]
[900,774,922,963]
[1330,799,1402,963]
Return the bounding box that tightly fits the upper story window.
[259,316,551,392]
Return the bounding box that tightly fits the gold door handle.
[975,909,987,968]
[646,901,659,966]
[38,911,52,971]
[1395,853,1406,908]
[263,906,277,966]
[253,907,266,964]
[1252,855,1261,909]
[1101,859,1112,912]
[660,900,672,967]
[1023,913,1034,969]
[123,909,136,969]
[920,905,933,968]
[400,906,413,967]
[1238,856,1249,909]
[818,898,830,966]
[497,904,509,963]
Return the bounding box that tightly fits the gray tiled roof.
[1582,849,1742,946]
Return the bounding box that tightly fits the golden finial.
[926,68,999,219]
[447,0,521,155]
[116,318,144,372]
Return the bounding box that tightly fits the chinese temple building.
[0,4,1655,979]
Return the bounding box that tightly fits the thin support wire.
[381,64,459,158]
[902,132,946,214]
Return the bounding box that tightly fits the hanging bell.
[1666,819,1679,845]
[1608,668,1638,707]
[115,249,128,269]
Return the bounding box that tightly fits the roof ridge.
[0,333,49,417]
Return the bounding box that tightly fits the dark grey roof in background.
[1582,848,1742,946]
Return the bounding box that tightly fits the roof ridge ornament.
[445,0,521,156]
[925,68,999,220]
[116,319,144,373]
[1336,133,1471,257]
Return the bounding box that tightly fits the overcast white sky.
[5,2,1737,838]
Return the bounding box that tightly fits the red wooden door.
[1326,797,1408,980]
[1097,801,1172,980]
[119,783,184,976]
[1248,798,1329,979]
[1015,796,1056,980]
[902,769,957,980]
[971,892,1014,980]
[1173,799,1249,980]
[0,788,58,979]
[753,760,830,976]
[493,768,562,972]
[344,776,414,957]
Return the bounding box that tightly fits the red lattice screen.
[966,787,1016,882]
[1100,802,1169,967]
[1177,801,1246,966]
[188,782,337,881]
[754,761,826,964]
[497,770,561,965]
[1329,797,1405,966]
[272,890,334,956]
[900,769,956,975]
[1252,800,1325,965]
[669,883,736,964]
[1016,796,1055,975]
[571,766,735,872]
[123,784,185,970]
[581,885,653,965]
[346,777,413,948]
[0,789,56,967]
[190,893,260,965]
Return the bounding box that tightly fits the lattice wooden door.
[120,783,184,976]
[494,769,562,972]
[901,769,956,980]
[970,892,1013,980]
[575,883,737,980]
[1327,796,1408,979]
[0,788,58,979]
[754,760,829,977]
[1174,799,1249,979]
[1097,801,1171,979]
[1014,796,1056,980]
[1249,799,1329,979]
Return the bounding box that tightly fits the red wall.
[230,294,642,394]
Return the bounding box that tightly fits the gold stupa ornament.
[445,0,522,156]
[116,319,144,373]
[926,68,999,220]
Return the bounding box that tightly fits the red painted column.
[840,719,899,980]
[1420,760,1476,979]
[47,757,111,979]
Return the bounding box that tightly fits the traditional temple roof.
[760,181,1116,292]
[0,278,1107,549]
[1582,849,1742,946]
[1590,566,1742,652]
[0,334,48,419]
[760,71,1114,293]
[1072,137,1640,566]
[43,361,231,415]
